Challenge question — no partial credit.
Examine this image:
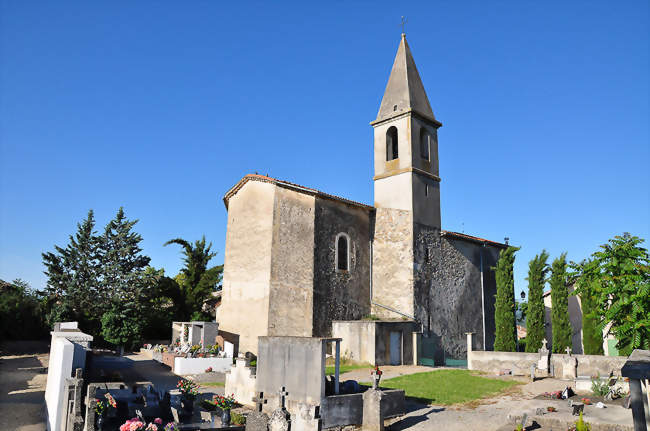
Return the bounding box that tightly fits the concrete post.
[465,332,474,370]
[629,379,648,431]
[334,340,340,395]
[412,332,421,366]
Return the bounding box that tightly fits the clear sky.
[1,1,648,300]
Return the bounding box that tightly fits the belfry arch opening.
[386,126,398,161]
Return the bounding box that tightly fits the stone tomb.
[254,336,405,429]
[171,321,218,347]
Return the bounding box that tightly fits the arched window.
[335,233,350,271]
[420,127,430,161]
[386,126,398,161]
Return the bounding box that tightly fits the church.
[216,34,507,366]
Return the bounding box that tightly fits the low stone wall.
[469,351,540,375]
[320,389,405,428]
[469,350,628,378]
[551,353,627,378]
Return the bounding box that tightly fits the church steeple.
[371,35,442,229]
[375,34,439,125]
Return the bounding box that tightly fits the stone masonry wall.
[312,198,372,337]
[268,186,316,337]
[371,208,414,318]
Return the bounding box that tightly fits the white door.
[389,331,402,365]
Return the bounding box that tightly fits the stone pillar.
[465,332,474,370]
[412,332,421,366]
[629,379,648,431]
[362,388,385,431]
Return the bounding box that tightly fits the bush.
[231,412,246,425]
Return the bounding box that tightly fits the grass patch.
[199,381,225,387]
[325,363,371,376]
[374,369,520,405]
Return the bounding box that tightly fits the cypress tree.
[550,253,572,353]
[580,283,604,355]
[493,246,519,352]
[525,250,549,352]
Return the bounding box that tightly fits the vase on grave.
[96,414,105,431]
[221,409,231,427]
[371,366,383,389]
[181,396,194,415]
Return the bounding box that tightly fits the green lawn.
[325,363,371,375]
[372,369,520,405]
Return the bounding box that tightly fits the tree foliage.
[493,246,519,352]
[578,271,605,355]
[550,253,572,353]
[101,300,144,350]
[573,233,649,355]
[164,236,222,320]
[525,250,550,352]
[0,279,47,342]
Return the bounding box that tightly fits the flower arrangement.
[581,398,592,405]
[119,418,168,431]
[542,390,563,399]
[205,367,213,373]
[177,379,200,399]
[190,344,202,353]
[95,392,117,416]
[211,394,237,410]
[372,365,383,376]
[547,406,557,412]
[183,326,189,340]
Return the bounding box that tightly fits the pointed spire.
[375,34,437,123]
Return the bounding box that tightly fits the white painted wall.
[174,357,233,374]
[45,337,74,431]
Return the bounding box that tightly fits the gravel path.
[0,351,49,431]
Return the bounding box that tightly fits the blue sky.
[1,1,648,299]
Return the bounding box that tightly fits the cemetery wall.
[218,180,276,355]
[469,350,628,377]
[550,353,628,377]
[312,197,372,337]
[268,186,316,338]
[173,357,233,374]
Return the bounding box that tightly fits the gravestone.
[362,388,384,431]
[268,388,290,431]
[537,339,550,373]
[562,354,578,380]
[292,403,321,431]
[246,392,270,431]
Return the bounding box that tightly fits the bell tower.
[370,34,442,228]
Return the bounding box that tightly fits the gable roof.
[441,230,508,249]
[374,34,440,125]
[223,174,374,211]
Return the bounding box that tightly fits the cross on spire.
[277,387,289,410]
[400,16,407,35]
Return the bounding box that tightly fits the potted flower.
[119,417,169,431]
[370,366,383,389]
[212,394,237,426]
[177,379,200,414]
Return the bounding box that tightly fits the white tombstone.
[224,341,234,358]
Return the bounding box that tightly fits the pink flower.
[154,418,163,425]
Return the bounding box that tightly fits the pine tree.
[493,246,519,352]
[525,250,549,352]
[42,210,101,330]
[99,207,151,303]
[550,253,572,353]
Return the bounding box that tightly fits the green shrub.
[231,412,246,425]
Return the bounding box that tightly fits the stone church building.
[217,35,507,365]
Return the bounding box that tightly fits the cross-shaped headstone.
[565,346,572,356]
[277,387,289,410]
[542,338,548,350]
[135,409,144,421]
[253,391,268,413]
